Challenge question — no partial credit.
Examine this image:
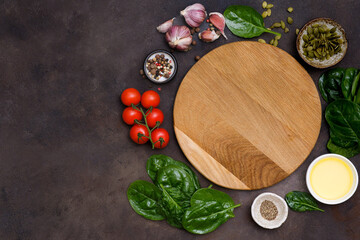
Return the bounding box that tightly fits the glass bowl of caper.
[296,18,347,69]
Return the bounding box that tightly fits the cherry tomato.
[141,90,160,109]
[121,88,141,106]
[122,107,143,125]
[146,108,164,128]
[151,128,169,149]
[130,124,149,144]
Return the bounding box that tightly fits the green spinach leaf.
[182,188,241,234]
[146,154,200,189]
[327,138,360,158]
[325,100,360,148]
[351,72,360,99]
[341,68,358,100]
[159,184,186,229]
[224,5,280,38]
[318,68,345,103]
[127,180,165,220]
[285,191,324,212]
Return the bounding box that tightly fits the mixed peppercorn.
[145,54,173,81]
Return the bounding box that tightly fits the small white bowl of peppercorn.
[143,50,177,84]
[251,192,288,229]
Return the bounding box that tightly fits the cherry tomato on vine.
[141,90,160,109]
[122,107,142,125]
[146,108,164,128]
[151,128,169,149]
[130,124,149,144]
[121,88,141,106]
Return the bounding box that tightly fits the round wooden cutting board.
[173,41,321,190]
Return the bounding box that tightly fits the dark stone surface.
[0,0,359,239]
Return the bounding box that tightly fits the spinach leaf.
[156,165,197,203]
[183,201,241,234]
[351,72,360,99]
[190,188,235,209]
[146,154,200,189]
[325,100,360,148]
[224,5,280,38]
[127,180,165,220]
[327,138,360,158]
[318,68,345,103]
[285,191,324,212]
[182,188,241,234]
[159,184,186,229]
[341,68,358,100]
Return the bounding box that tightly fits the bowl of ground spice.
[251,192,288,229]
[143,50,177,84]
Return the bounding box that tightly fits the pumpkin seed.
[302,35,309,42]
[306,46,313,51]
[284,27,289,33]
[308,52,315,58]
[287,17,293,24]
[266,4,274,9]
[270,39,274,45]
[287,7,293,13]
[296,29,299,35]
[281,20,285,29]
[330,27,336,33]
[258,39,266,43]
[262,11,268,18]
[307,27,313,34]
[262,1,267,8]
[273,39,278,47]
[266,8,271,16]
[271,22,282,28]
[275,35,281,40]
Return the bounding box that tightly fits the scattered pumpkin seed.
[284,27,289,33]
[270,39,274,45]
[296,29,299,35]
[266,3,274,9]
[262,1,267,8]
[287,7,293,13]
[287,17,293,25]
[275,35,281,40]
[270,22,282,28]
[281,20,285,29]
[262,11,268,18]
[258,39,266,43]
[273,39,279,47]
[266,8,271,16]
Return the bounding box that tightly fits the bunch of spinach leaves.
[127,154,241,234]
[318,68,360,158]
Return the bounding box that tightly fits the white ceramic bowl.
[306,153,358,205]
[251,192,288,229]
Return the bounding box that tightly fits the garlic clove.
[180,3,207,28]
[156,18,175,33]
[165,25,192,51]
[209,12,228,39]
[198,30,220,42]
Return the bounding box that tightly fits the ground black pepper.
[260,200,278,221]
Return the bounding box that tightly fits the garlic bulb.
[157,18,175,33]
[198,30,220,42]
[209,12,227,39]
[180,3,207,28]
[165,26,193,51]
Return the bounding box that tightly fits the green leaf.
[325,100,360,149]
[341,68,358,100]
[127,180,165,220]
[146,154,200,189]
[159,184,186,229]
[351,72,360,98]
[182,188,241,234]
[224,5,280,38]
[318,68,345,103]
[156,165,197,205]
[327,138,360,158]
[285,191,324,212]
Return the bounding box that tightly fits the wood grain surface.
[174,41,322,190]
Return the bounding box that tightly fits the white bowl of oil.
[306,154,358,205]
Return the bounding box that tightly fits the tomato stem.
[138,107,157,149]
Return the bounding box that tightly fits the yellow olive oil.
[310,157,353,200]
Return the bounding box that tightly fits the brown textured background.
[0,0,359,239]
